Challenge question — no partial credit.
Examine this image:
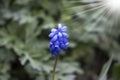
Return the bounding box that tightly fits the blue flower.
[49,24,69,56]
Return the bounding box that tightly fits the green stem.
[52,55,58,80]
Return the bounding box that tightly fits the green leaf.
[99,55,113,80]
[113,64,120,80]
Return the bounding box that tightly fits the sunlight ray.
[86,8,108,32]
[67,0,120,28]
[69,0,100,3]
[68,0,105,22]
[87,6,107,21]
[75,4,105,15]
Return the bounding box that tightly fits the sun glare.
[70,0,120,27]
[104,0,120,13]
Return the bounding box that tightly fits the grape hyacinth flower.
[49,24,69,56]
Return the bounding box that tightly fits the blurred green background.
[0,0,120,80]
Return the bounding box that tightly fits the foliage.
[0,0,120,80]
[0,0,83,80]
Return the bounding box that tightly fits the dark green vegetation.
[0,0,120,80]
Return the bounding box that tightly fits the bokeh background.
[0,0,120,80]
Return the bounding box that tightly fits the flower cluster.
[49,24,69,56]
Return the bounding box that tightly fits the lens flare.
[104,0,120,13]
[69,0,120,29]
